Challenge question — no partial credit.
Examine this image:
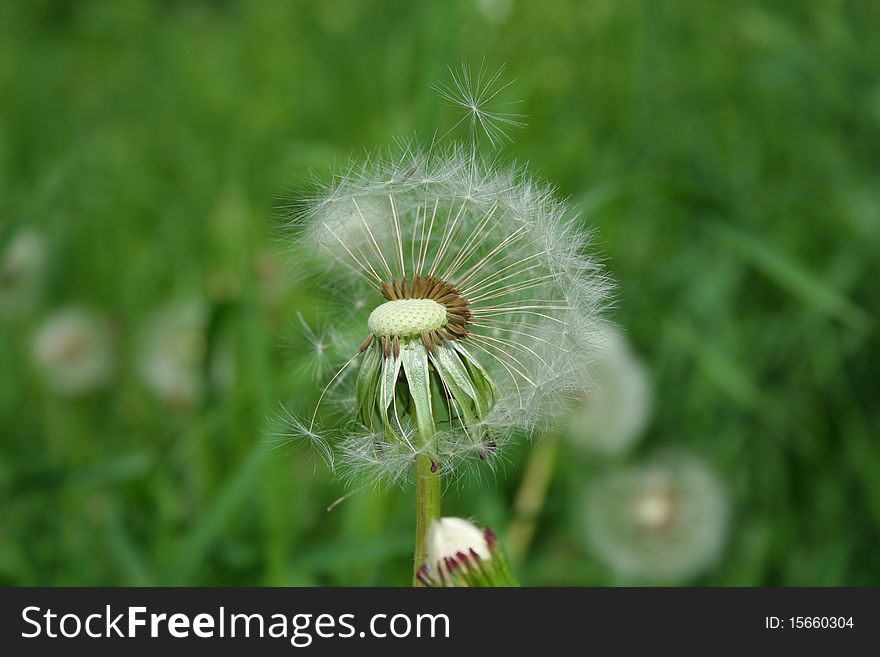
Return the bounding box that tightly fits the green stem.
[505,434,560,564]
[413,450,441,585]
[400,342,442,586]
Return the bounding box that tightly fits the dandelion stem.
[412,417,440,586]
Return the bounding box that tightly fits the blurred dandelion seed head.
[475,0,514,25]
[0,229,48,318]
[566,327,652,456]
[31,306,114,396]
[137,299,233,411]
[585,453,730,582]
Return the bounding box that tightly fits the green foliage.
[0,0,877,585]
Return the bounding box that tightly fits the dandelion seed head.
[567,327,652,456]
[284,139,609,485]
[31,306,114,396]
[585,453,730,582]
[281,55,611,487]
[137,299,233,411]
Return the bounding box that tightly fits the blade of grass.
[165,443,271,585]
[715,222,873,331]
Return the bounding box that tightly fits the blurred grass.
[0,0,878,585]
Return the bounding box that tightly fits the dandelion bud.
[416,517,518,587]
[31,306,114,396]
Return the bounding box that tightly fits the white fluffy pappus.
[284,142,610,486]
[584,452,730,582]
[31,306,114,396]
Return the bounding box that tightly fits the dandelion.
[0,229,48,318]
[416,517,518,587]
[284,68,608,584]
[585,453,729,582]
[31,306,114,396]
[433,60,526,147]
[566,326,652,456]
[137,299,233,411]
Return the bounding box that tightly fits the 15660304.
[765,616,854,630]
[790,617,854,629]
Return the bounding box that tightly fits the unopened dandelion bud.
[417,517,518,587]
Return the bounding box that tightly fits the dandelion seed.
[0,229,48,318]
[585,453,729,582]
[433,60,527,147]
[290,311,344,384]
[268,403,336,470]
[31,306,114,396]
[566,327,652,456]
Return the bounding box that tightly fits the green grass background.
[1,0,878,586]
